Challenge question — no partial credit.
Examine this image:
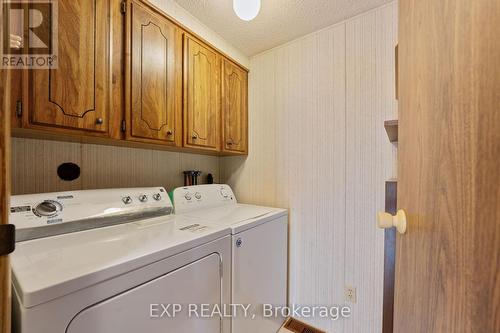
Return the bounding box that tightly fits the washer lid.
[11,215,229,308]
[180,204,288,233]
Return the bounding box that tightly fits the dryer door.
[232,216,288,333]
[66,253,222,333]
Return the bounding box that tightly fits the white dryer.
[10,187,231,333]
[173,184,289,333]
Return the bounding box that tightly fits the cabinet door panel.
[128,1,181,145]
[222,59,247,154]
[184,36,220,151]
[29,0,109,133]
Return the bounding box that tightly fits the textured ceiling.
[174,0,393,56]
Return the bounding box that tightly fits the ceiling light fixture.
[233,0,261,21]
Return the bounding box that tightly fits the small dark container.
[183,171,193,186]
[206,173,214,184]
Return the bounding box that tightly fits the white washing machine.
[173,184,288,333]
[10,187,231,333]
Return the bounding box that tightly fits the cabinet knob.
[167,130,173,136]
[96,118,104,125]
[226,141,233,146]
[192,133,198,140]
[377,209,407,234]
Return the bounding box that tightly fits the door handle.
[377,209,407,234]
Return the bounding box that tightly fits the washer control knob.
[185,193,192,201]
[122,196,132,205]
[35,200,61,217]
[195,192,202,200]
[220,189,229,198]
[139,195,148,203]
[153,193,162,201]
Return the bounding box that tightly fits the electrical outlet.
[345,285,357,303]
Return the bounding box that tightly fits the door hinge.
[120,1,127,14]
[0,224,16,256]
[121,120,126,132]
[15,100,22,118]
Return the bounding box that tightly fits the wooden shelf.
[384,120,398,143]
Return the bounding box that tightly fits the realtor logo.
[1,0,58,68]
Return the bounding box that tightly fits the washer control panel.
[10,187,171,232]
[172,184,236,214]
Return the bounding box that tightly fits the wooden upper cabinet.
[183,35,221,151]
[27,0,110,135]
[221,59,248,154]
[125,0,182,146]
[12,0,249,155]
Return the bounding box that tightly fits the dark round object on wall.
[57,163,81,181]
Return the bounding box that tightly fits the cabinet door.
[28,0,110,134]
[126,0,182,145]
[183,35,220,151]
[221,59,248,154]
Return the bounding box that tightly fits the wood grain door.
[126,0,182,146]
[394,0,500,332]
[221,58,248,154]
[183,35,220,152]
[0,32,12,333]
[27,0,110,134]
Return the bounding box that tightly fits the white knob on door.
[377,210,407,234]
[10,34,22,49]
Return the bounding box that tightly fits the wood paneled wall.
[344,4,398,332]
[11,138,220,195]
[221,2,398,332]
